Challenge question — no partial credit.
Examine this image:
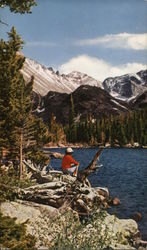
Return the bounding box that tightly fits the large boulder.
[104,214,138,243]
[0,200,60,248]
[0,200,139,250]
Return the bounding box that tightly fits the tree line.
[65,96,147,146]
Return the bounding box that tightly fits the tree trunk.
[20,128,23,179]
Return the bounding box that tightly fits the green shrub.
[0,212,36,250]
[50,209,114,250]
[0,166,34,202]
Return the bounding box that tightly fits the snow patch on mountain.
[102,70,147,101]
[36,107,45,113]
[22,57,102,96]
[21,56,147,102]
[111,99,128,110]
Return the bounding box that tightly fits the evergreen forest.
[65,109,147,146]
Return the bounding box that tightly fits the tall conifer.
[68,94,77,142]
[0,27,49,177]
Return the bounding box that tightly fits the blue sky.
[0,0,147,81]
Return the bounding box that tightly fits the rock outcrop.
[1,200,139,249]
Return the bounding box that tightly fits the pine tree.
[139,112,144,145]
[133,111,139,143]
[0,27,49,177]
[0,28,23,154]
[65,109,147,146]
[0,0,36,13]
[96,119,101,143]
[49,113,66,143]
[68,94,77,142]
[101,118,105,145]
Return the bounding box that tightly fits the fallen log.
[77,148,103,182]
[23,149,103,184]
[23,160,48,183]
[23,160,64,184]
[18,176,108,213]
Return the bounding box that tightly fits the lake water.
[47,148,147,240]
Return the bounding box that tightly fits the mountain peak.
[102,70,147,101]
[21,57,102,96]
[21,56,147,101]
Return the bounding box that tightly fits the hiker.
[62,147,79,177]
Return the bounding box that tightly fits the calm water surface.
[47,148,147,240]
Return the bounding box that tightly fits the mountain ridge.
[102,70,147,101]
[22,57,101,96]
[22,56,147,102]
[35,85,131,125]
[22,55,147,107]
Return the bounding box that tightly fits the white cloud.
[26,41,56,47]
[59,55,147,81]
[75,33,147,50]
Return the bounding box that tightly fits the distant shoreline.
[43,144,147,149]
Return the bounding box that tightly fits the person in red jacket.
[62,147,79,177]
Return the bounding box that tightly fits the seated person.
[62,147,79,177]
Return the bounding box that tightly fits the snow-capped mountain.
[21,56,147,101]
[102,70,147,101]
[22,57,102,96]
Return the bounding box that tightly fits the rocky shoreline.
[0,161,146,250]
[44,142,146,149]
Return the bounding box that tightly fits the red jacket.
[62,154,79,170]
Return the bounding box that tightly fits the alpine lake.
[46,148,147,240]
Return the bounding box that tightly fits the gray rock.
[0,200,139,249]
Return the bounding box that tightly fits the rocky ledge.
[0,169,143,249]
[1,198,139,250]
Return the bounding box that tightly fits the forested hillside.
[65,109,147,146]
